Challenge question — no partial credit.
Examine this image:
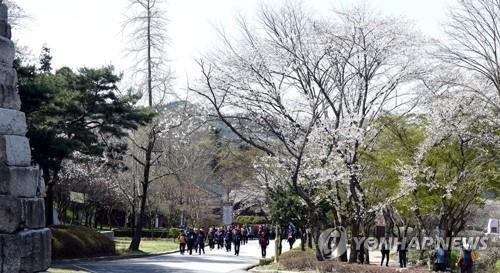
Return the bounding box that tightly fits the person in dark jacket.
[397,238,408,268]
[187,228,197,255]
[216,228,224,249]
[241,227,248,245]
[248,225,255,240]
[456,244,476,273]
[287,225,296,250]
[197,229,206,255]
[207,228,215,250]
[380,237,390,267]
[258,225,270,258]
[224,227,233,252]
[433,243,446,271]
[233,229,242,256]
[193,228,199,253]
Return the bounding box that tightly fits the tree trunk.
[129,143,152,251]
[349,224,360,263]
[129,181,149,250]
[358,238,365,264]
[146,1,152,107]
[275,225,281,262]
[62,206,67,223]
[307,228,313,249]
[107,208,113,228]
[312,217,323,261]
[300,227,306,251]
[45,182,54,226]
[94,209,98,229]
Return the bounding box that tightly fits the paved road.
[52,239,290,273]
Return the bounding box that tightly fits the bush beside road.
[51,225,178,260]
[253,248,431,273]
[112,227,182,239]
[51,225,116,259]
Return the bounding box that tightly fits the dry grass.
[279,249,430,273]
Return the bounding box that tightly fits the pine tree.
[15,49,153,226]
[39,46,52,73]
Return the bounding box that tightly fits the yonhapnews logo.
[318,227,348,259]
[317,226,490,260]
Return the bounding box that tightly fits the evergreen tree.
[39,46,52,73]
[15,49,153,226]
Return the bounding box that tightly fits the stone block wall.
[0,1,51,272]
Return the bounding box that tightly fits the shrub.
[51,225,116,259]
[475,248,500,273]
[234,215,266,225]
[280,249,317,271]
[449,249,460,269]
[259,257,274,266]
[168,227,181,239]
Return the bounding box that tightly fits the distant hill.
[162,100,240,141]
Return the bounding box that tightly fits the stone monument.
[222,203,233,225]
[0,1,51,272]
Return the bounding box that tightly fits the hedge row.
[234,215,266,225]
[113,227,181,238]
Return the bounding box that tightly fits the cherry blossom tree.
[56,153,126,227]
[191,2,426,261]
[395,76,499,249]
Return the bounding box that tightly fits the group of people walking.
[379,237,477,273]
[433,243,477,273]
[178,224,273,258]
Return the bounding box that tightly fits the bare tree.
[3,0,31,57]
[123,0,174,251]
[439,0,500,109]
[3,0,29,30]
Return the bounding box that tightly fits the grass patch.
[254,262,287,271]
[496,259,500,272]
[51,225,115,260]
[114,237,177,255]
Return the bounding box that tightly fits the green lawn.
[496,259,500,272]
[114,237,178,255]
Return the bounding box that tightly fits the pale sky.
[15,0,454,91]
